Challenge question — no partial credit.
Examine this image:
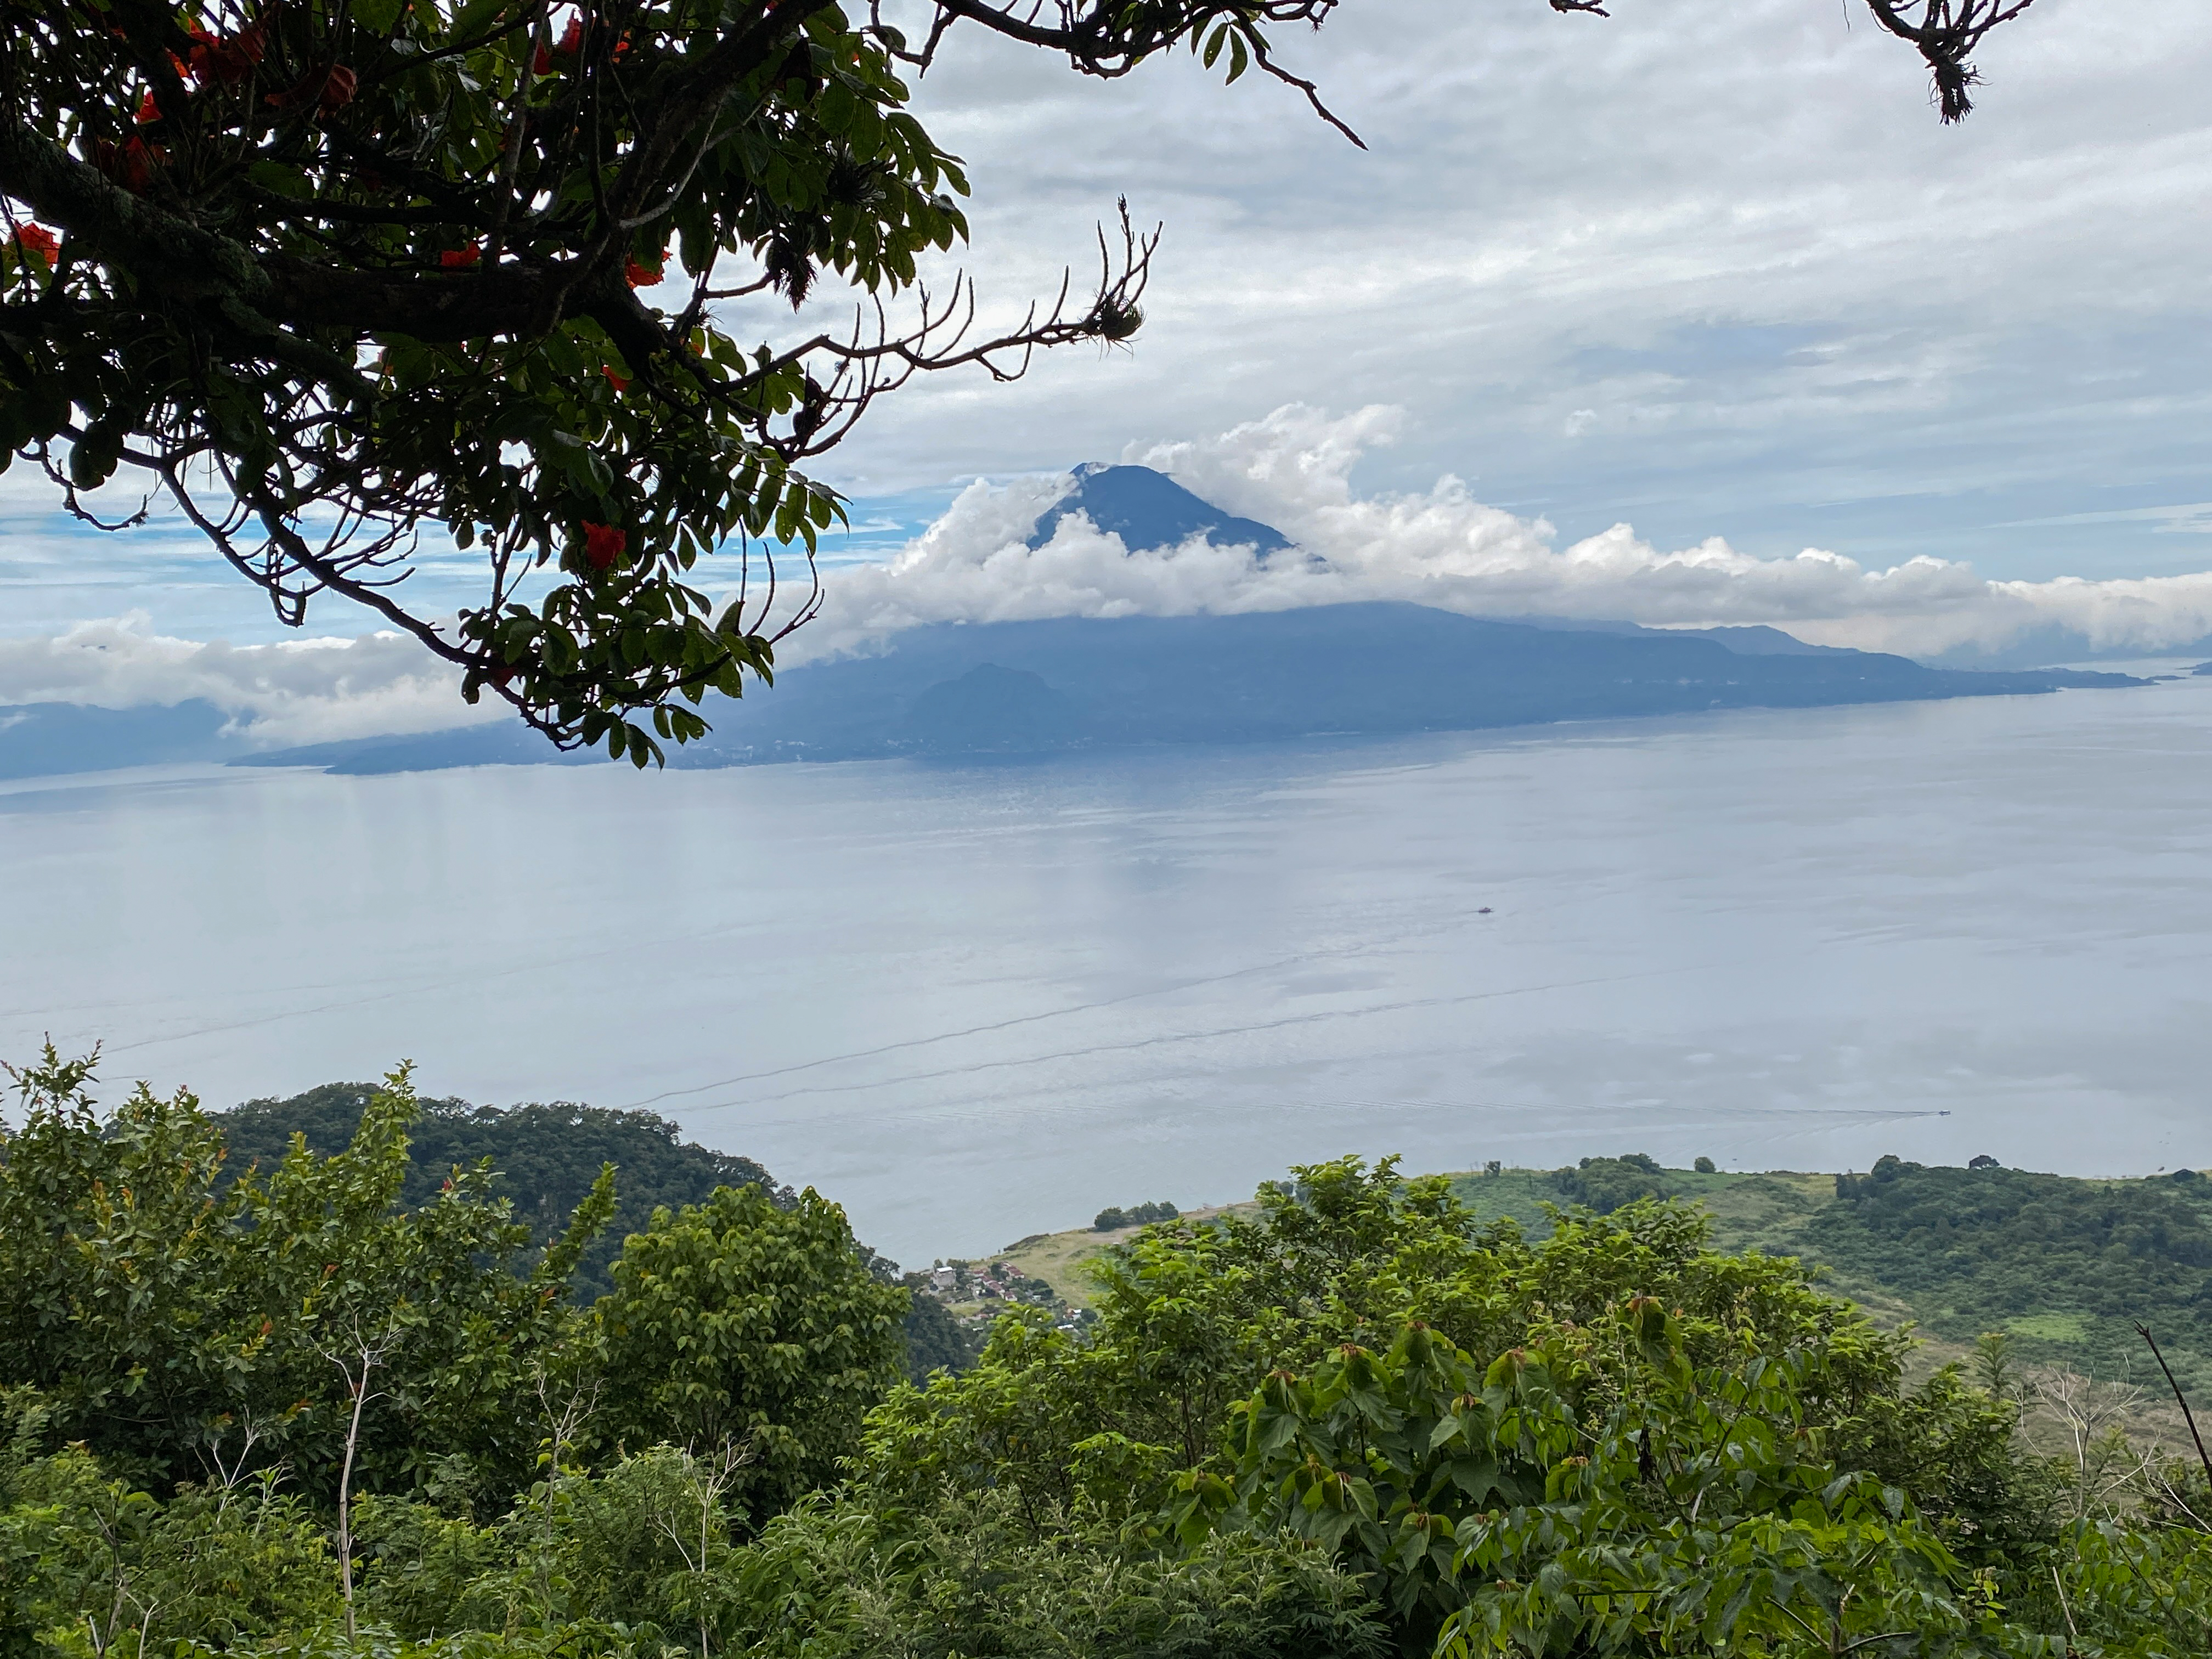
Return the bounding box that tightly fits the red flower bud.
[581,522,627,572]
[93,137,161,194]
[13,224,59,264]
[136,89,160,123]
[266,62,356,117]
[534,41,553,75]
[320,64,357,112]
[441,244,483,268]
[189,23,266,88]
[601,366,631,392]
[556,15,583,53]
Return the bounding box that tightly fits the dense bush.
[0,1051,605,1499]
[7,1063,2212,1658]
[1091,1201,1181,1232]
[900,1295,988,1385]
[594,1182,907,1518]
[1547,1151,1674,1213]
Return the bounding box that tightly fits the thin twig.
[2132,1322,2212,1491]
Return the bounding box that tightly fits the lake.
[5,673,2210,1265]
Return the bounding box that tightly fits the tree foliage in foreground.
[218,1081,793,1300]
[0,1048,899,1510]
[0,0,2037,760]
[6,1058,2212,1657]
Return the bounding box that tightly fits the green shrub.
[594,1184,907,1519]
[1547,1152,1673,1212]
[1092,1201,1180,1232]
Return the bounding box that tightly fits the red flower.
[581,522,627,572]
[624,247,669,287]
[92,137,161,194]
[12,224,59,265]
[601,366,631,392]
[188,22,267,88]
[440,244,482,268]
[533,41,553,75]
[136,89,160,123]
[266,63,356,117]
[555,15,583,53]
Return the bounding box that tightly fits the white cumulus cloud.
[795,404,2212,663]
[0,614,489,747]
[18,405,2212,742]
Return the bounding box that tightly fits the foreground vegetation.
[1007,1152,2212,1398]
[4,1053,2210,1657]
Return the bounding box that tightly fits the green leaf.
[446,0,511,46]
[354,0,410,33]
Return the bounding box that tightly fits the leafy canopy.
[0,1047,900,1522]
[217,1081,795,1299]
[7,1094,2212,1658]
[0,1046,609,1499]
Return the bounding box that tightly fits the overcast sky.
[7,0,2212,682]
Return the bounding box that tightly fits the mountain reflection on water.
[5,672,2210,1265]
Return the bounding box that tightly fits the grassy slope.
[998,1164,2212,1401]
[998,1172,1848,1311]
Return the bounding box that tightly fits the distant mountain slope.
[1668,623,1862,656]
[0,699,233,780]
[1927,625,2212,670]
[239,601,2145,774]
[226,722,578,774]
[1502,617,1854,655]
[1026,464,1294,557]
[216,1085,792,1300]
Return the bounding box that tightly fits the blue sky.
[5,0,2212,659]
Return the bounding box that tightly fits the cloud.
[1996,503,2212,536]
[783,1,2212,585]
[17,403,2212,737]
[0,615,488,747]
[794,404,2212,663]
[8,2,2212,646]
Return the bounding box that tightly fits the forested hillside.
[1815,1157,2212,1383]
[5,1054,2209,1657]
[216,1082,975,1381]
[217,1084,794,1299]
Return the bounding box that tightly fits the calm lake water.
[6,673,2211,1265]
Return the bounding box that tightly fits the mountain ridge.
[0,468,2158,780]
[227,601,2145,776]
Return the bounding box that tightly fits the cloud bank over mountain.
[0,618,486,747]
[11,403,2212,746]
[795,405,2212,665]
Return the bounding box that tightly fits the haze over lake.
[7,673,2210,1265]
